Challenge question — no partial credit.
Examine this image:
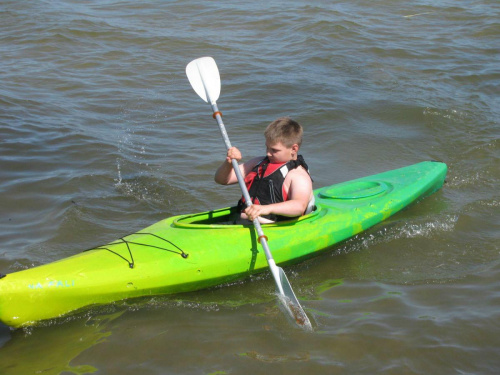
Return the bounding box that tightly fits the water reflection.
[0,311,123,374]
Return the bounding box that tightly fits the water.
[1,0,499,373]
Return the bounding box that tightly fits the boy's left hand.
[244,204,270,221]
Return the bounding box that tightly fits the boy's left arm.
[244,169,312,220]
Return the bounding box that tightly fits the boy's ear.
[291,144,299,152]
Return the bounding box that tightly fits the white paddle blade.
[277,267,313,331]
[186,57,221,104]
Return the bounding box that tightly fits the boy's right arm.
[214,147,242,185]
[214,147,261,185]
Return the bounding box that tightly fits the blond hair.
[264,117,303,147]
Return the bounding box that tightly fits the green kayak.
[0,161,447,328]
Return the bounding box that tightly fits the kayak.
[0,161,447,328]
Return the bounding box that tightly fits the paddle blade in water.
[186,57,221,104]
[277,267,313,331]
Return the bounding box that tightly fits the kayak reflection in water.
[214,117,314,224]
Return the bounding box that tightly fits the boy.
[215,117,314,224]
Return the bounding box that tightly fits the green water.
[1,0,499,373]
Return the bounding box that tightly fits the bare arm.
[214,147,261,185]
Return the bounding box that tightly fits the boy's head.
[264,117,303,148]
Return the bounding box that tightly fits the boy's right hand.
[226,147,242,163]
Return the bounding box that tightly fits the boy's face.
[265,140,299,163]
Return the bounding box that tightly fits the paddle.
[186,57,312,331]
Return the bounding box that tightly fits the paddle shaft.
[210,103,284,294]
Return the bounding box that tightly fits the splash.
[277,294,313,332]
[115,158,123,186]
[335,215,458,255]
[397,215,458,239]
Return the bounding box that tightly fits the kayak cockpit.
[172,206,321,229]
[173,206,240,228]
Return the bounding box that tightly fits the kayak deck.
[0,161,447,328]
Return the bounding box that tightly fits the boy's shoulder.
[286,165,312,183]
[288,164,310,176]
